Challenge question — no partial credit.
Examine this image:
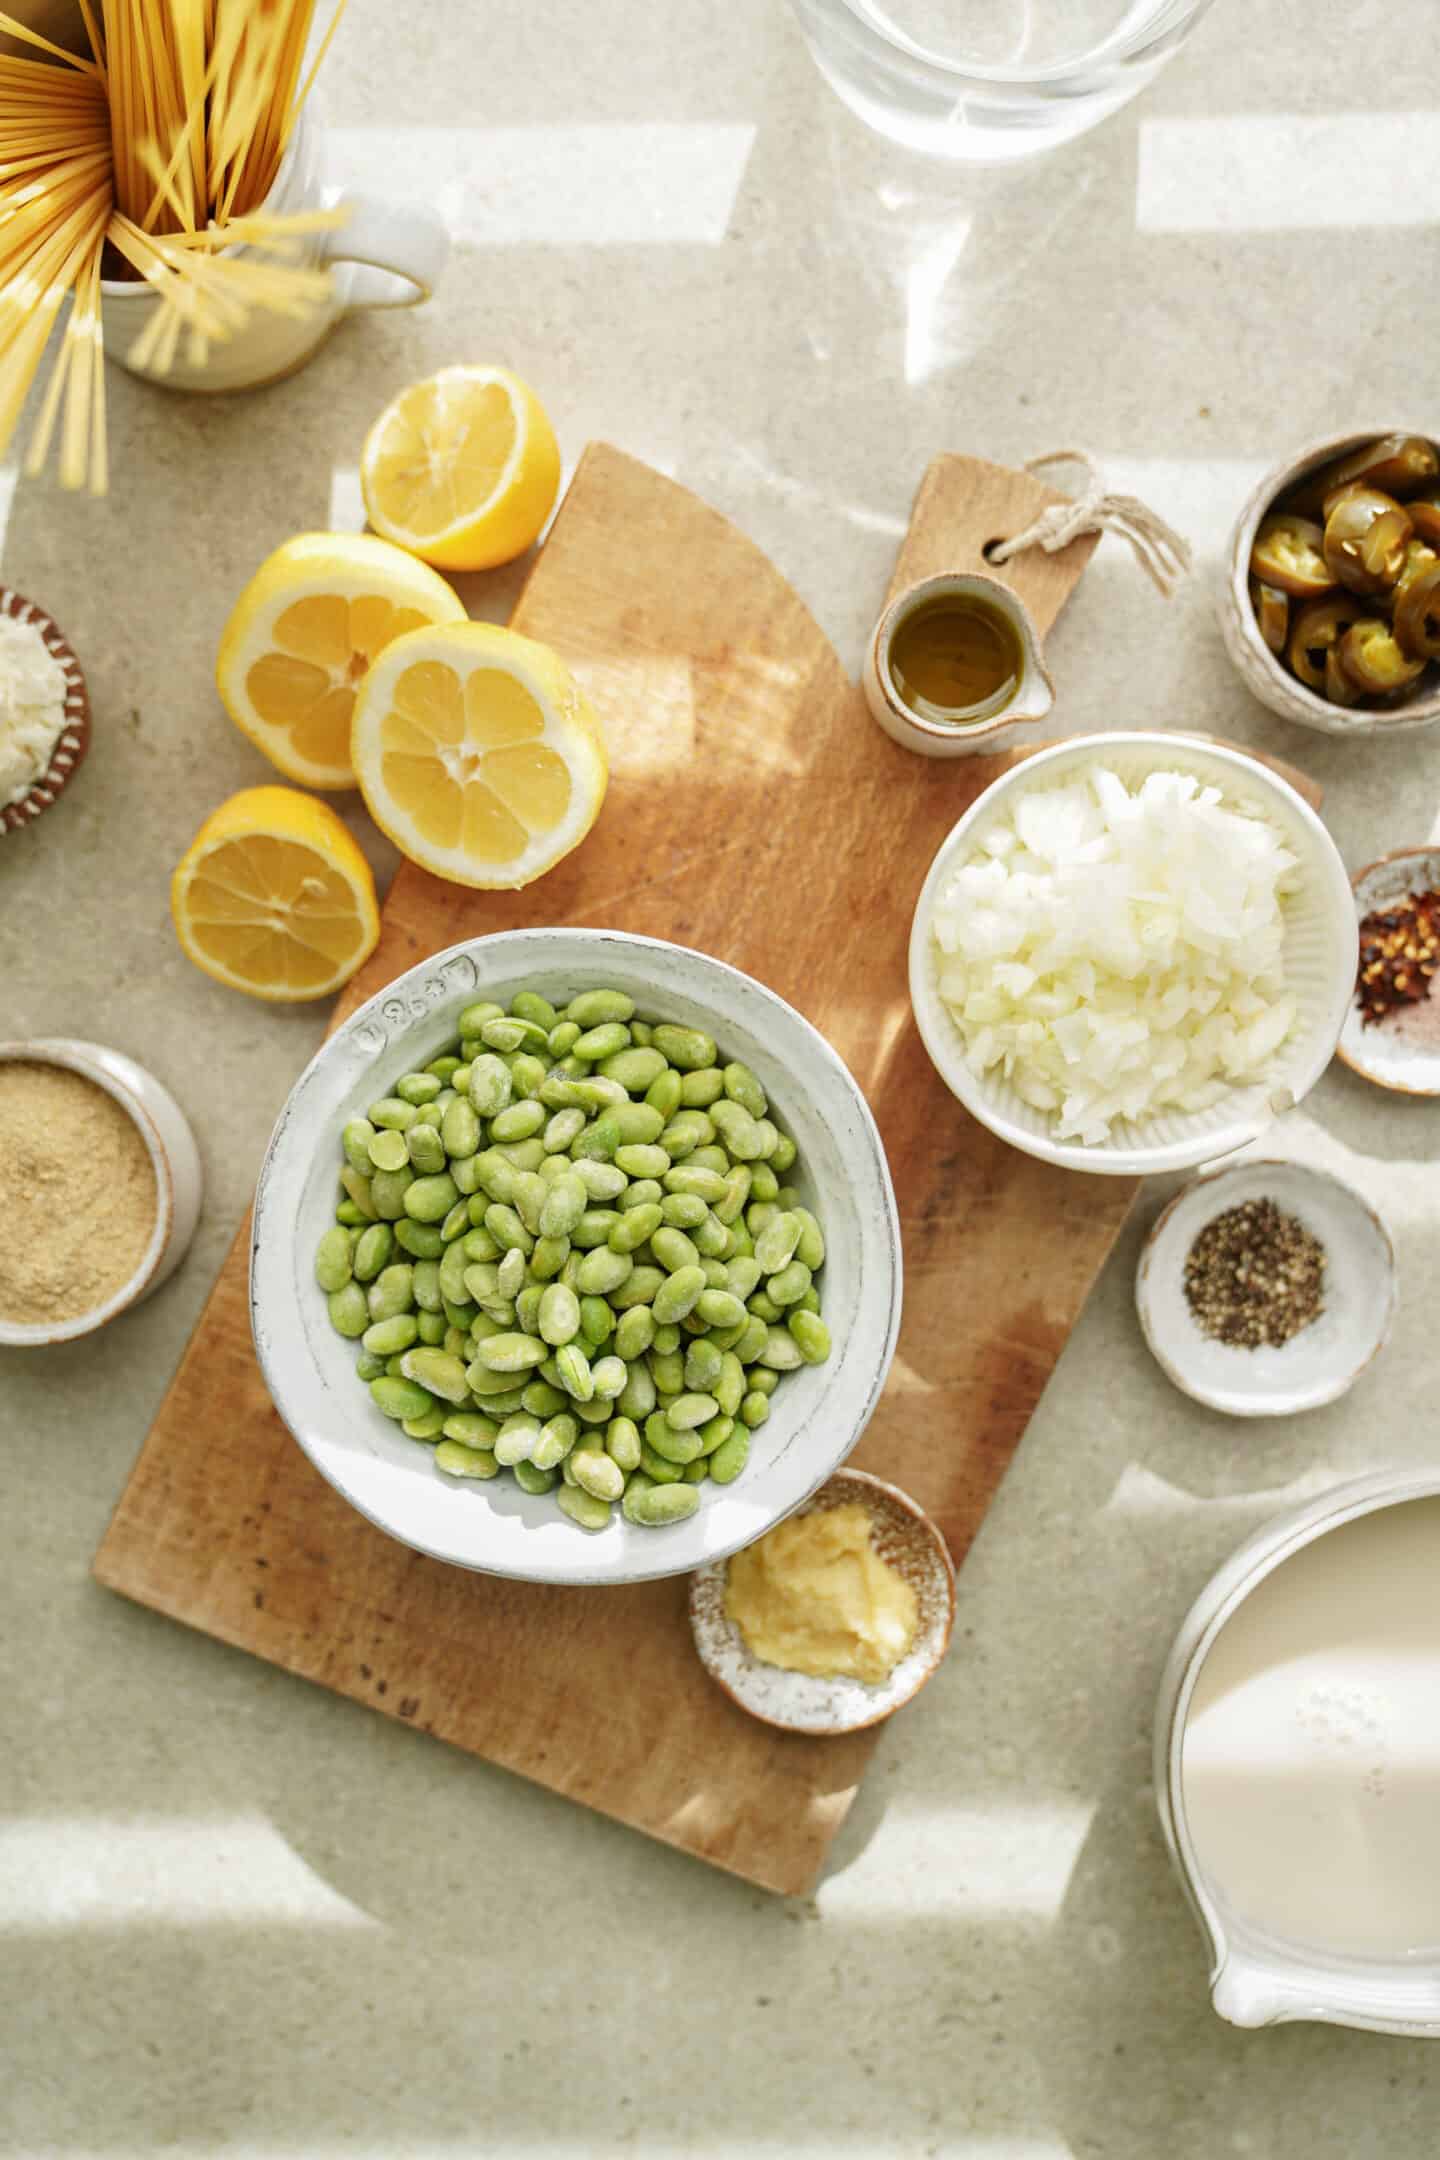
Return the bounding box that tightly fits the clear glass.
[787,0,1218,161]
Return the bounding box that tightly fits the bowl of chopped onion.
[908,734,1356,1176]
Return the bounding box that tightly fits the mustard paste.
[724,1502,918,1685]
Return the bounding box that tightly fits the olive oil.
[889,592,1022,724]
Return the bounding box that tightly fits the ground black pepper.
[1183,1196,1326,1350]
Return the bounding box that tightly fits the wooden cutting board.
[94,445,1319,1894]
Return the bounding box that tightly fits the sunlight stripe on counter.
[327,124,756,247]
[0,1816,379,1929]
[1137,113,1440,232]
[819,1799,1094,1918]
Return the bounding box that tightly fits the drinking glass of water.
[787,0,1216,160]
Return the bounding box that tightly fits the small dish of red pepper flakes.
[1357,887,1440,1025]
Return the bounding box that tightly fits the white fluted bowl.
[251,929,902,1586]
[908,734,1356,1177]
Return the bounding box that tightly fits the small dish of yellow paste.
[689,1468,956,1735]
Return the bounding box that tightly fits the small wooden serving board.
[94,447,1319,1895]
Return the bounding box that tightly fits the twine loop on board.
[989,450,1192,598]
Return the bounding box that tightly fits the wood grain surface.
[94,446,1318,1894]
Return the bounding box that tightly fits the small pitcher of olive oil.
[863,572,1054,758]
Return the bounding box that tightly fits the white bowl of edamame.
[251,929,903,1586]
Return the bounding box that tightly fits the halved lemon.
[360,365,562,572]
[171,786,381,1002]
[350,621,607,890]
[216,532,465,790]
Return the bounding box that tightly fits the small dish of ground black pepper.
[1336,846,1440,1097]
[1136,1160,1396,1418]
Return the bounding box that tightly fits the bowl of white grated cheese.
[908,734,1356,1176]
[0,589,90,839]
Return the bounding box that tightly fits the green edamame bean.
[532,1414,579,1470]
[629,1019,654,1046]
[480,1015,547,1056]
[571,1210,617,1252]
[735,1315,769,1364]
[416,1310,447,1345]
[511,1460,557,1496]
[572,1020,630,1060]
[435,1440,500,1480]
[572,1449,625,1503]
[468,1054,512,1118]
[515,1284,545,1335]
[367,1262,414,1322]
[607,1200,661,1254]
[440,1411,498,1445]
[768,1260,812,1307]
[597,1047,667,1093]
[399,1348,470,1403]
[714,1351,746,1416]
[574,1395,611,1427]
[678,1069,723,1108]
[450,1154,484,1196]
[657,1111,711,1160]
[687,1147,728,1176]
[749,1365,779,1397]
[507,989,556,1031]
[622,1471,658,1518]
[538,1171,587,1240]
[538,1073,584,1111]
[663,1165,727,1203]
[739,1392,771,1429]
[748,1162,779,1204]
[793,1208,825,1271]
[708,1428,750,1484]
[576,1294,612,1348]
[770,1132,797,1174]
[404,1173,459,1224]
[659,1191,707,1229]
[370,1166,414,1220]
[473,1149,517,1204]
[572,1115,621,1163]
[495,1246,526,1299]
[724,1256,762,1301]
[651,1226,699,1274]
[721,1061,767,1118]
[757,1324,803,1370]
[355,1348,386,1382]
[369,1096,417,1132]
[508,1170,544,1235]
[637,1437,685,1482]
[617,1360,656,1420]
[572,1159,627,1203]
[613,1306,655,1361]
[727,1220,754,1259]
[644,1067,684,1119]
[456,1002,505,1037]
[797,1287,820,1314]
[328,1282,369,1338]
[335,1200,368,1228]
[684,1339,724,1393]
[315,1227,353,1293]
[543,1107,586,1154]
[494,1415,543,1466]
[605,1416,642,1472]
[547,1020,582,1059]
[643,1413,705,1465]
[755,1211,803,1275]
[353,1223,394,1281]
[609,1102,666,1148]
[427,1055,462,1083]
[748,1291,782,1324]
[472,1332,549,1373]
[666,1391,719,1432]
[565,988,635,1028]
[628,1482,700,1527]
[707,1319,748,1354]
[697,1413,734,1455]
[590,1355,627,1400]
[713,1166,752,1226]
[491,1099,546,1144]
[484,1203,533,1256]
[342,1118,378,1175]
[692,1212,731,1258]
[647,1346,686,1394]
[398,1218,446,1259]
[557,1485,612,1530]
[554,1341,594,1402]
[653,1264,706,1324]
[522,1380,568,1419]
[530,1236,570,1280]
[441,1097,481,1159]
[362,1313,419,1357]
[371,1375,435,1421]
[710,1099,766,1160]
[575,1246,632,1297]
[367,1126,410,1173]
[680,1456,708,1484]
[438,1241,472,1306]
[406,1124,447,1175]
[651,1023,716,1071]
[788,1310,831,1363]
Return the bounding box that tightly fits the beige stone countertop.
[3,1,1438,2152]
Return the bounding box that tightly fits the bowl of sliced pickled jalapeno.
[1221,429,1440,737]
[251,928,902,1586]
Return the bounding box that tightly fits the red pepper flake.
[1356,888,1440,1027]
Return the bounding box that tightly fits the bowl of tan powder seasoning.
[0,1041,202,1346]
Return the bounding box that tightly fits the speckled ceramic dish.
[1336,846,1440,1097]
[1135,1159,1396,1419]
[0,1039,203,1347]
[1219,427,1440,740]
[0,587,90,838]
[688,1467,955,1734]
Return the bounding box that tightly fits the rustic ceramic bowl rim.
[251,927,904,1588]
[0,1038,174,1346]
[1154,1469,1440,2035]
[907,730,1357,1176]
[0,585,90,838]
[1224,425,1440,739]
[688,1465,957,1735]
[1334,844,1440,1096]
[1134,1157,1397,1417]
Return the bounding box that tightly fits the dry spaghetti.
[0,0,348,494]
